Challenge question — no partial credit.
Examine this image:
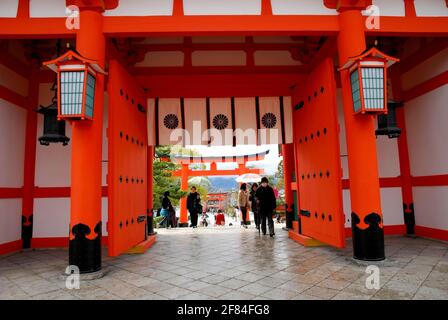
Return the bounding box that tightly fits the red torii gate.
[171,150,269,226]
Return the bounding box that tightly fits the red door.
[108,60,147,256]
[293,58,345,248]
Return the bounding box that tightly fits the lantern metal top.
[43,50,107,75]
[339,47,399,71]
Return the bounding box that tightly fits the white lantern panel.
[350,70,362,112]
[60,71,85,116]
[361,67,384,111]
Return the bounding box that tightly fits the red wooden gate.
[293,58,345,248]
[108,60,147,256]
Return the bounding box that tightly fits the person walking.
[238,183,249,228]
[256,177,276,237]
[249,183,260,231]
[187,186,201,228]
[160,191,172,228]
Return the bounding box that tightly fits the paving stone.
[1,226,447,300]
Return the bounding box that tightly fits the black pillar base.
[403,203,416,235]
[69,222,102,274]
[178,223,189,228]
[21,215,33,249]
[351,212,385,261]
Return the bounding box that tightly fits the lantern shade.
[43,50,105,121]
[340,47,399,115]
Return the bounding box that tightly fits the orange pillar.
[179,163,189,227]
[69,7,106,273]
[21,61,39,249]
[282,143,295,210]
[338,9,385,260]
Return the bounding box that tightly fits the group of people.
[160,177,276,235]
[238,177,276,237]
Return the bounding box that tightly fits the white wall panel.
[405,85,448,176]
[343,188,404,228]
[414,0,448,17]
[401,49,448,91]
[413,186,448,230]
[33,198,70,238]
[362,0,405,17]
[35,113,72,187]
[0,0,19,18]
[376,135,400,178]
[0,199,22,244]
[184,0,261,15]
[33,197,108,238]
[271,0,336,15]
[105,0,173,16]
[0,99,26,187]
[30,0,66,17]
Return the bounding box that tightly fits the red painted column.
[282,143,295,210]
[391,68,415,235]
[179,163,189,226]
[21,61,39,249]
[69,7,106,273]
[338,9,385,260]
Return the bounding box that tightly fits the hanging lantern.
[375,101,402,139]
[339,47,399,115]
[37,78,70,146]
[43,50,106,120]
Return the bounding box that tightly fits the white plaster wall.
[33,198,70,238]
[35,84,72,187]
[184,0,261,15]
[401,48,448,91]
[376,134,400,178]
[30,0,66,18]
[414,0,448,17]
[0,99,26,187]
[105,0,173,16]
[0,199,22,244]
[405,85,448,176]
[343,188,404,228]
[0,0,19,18]
[362,0,405,17]
[33,197,109,238]
[413,186,448,230]
[271,0,336,15]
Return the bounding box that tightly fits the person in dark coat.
[160,191,172,228]
[255,177,276,237]
[186,186,201,228]
[249,183,260,231]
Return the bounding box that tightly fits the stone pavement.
[1,224,448,300]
